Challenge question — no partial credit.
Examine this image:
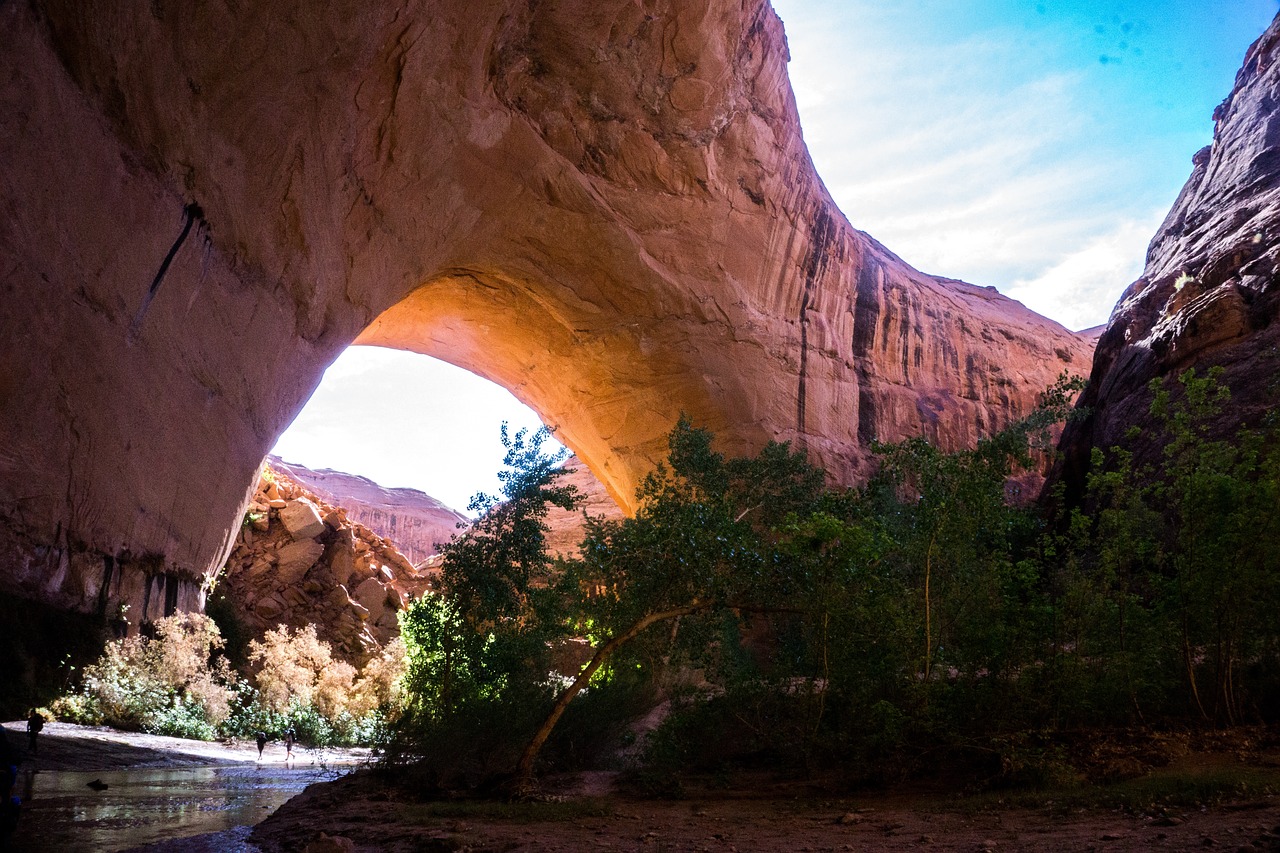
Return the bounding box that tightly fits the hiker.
[255,731,267,761]
[25,711,43,756]
[284,728,295,762]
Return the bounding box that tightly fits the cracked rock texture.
[1058,14,1280,488]
[0,0,1091,616]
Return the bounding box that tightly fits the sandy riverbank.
[252,768,1280,853]
[0,720,373,771]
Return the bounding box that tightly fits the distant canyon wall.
[267,458,468,566]
[1,0,1091,617]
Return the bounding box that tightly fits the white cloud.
[1004,213,1164,331]
[774,0,1176,323]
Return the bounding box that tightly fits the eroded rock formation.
[267,457,468,565]
[1058,15,1280,485]
[218,465,434,664]
[0,0,1092,617]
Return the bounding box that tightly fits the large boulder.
[275,539,325,587]
[277,498,327,541]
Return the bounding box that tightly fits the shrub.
[244,623,405,746]
[248,623,356,717]
[55,614,405,747]
[53,612,235,739]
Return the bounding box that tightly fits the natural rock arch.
[0,0,1092,619]
[354,270,748,515]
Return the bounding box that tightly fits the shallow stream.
[9,762,351,852]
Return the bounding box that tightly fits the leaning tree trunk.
[513,602,708,793]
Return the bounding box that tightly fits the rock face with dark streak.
[1058,14,1280,489]
[267,457,468,565]
[0,0,1092,618]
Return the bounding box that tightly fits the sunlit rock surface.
[268,457,468,565]
[0,0,1092,616]
[1058,14,1280,487]
[544,455,628,559]
[218,465,430,664]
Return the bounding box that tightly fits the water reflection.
[10,763,350,852]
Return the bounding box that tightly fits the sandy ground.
[0,720,372,770]
[248,741,1280,853]
[250,770,1280,853]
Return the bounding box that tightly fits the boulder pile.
[219,465,439,665]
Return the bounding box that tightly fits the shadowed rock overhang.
[0,0,1092,616]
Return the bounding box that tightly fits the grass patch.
[952,764,1280,815]
[399,797,613,824]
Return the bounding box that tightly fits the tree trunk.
[513,602,709,793]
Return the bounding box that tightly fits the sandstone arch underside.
[0,0,1093,617]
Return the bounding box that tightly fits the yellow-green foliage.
[55,614,409,745]
[350,637,408,717]
[247,625,408,720]
[53,612,234,739]
[248,623,356,718]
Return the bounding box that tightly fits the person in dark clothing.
[255,731,268,761]
[24,712,43,757]
[284,728,295,762]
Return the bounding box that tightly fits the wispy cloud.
[774,0,1192,325]
[1004,212,1165,331]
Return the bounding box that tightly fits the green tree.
[518,417,826,788]
[397,424,580,777]
[1061,368,1280,726]
[869,375,1083,699]
[1144,368,1280,722]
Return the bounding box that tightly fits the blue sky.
[272,1,1279,511]
[773,0,1278,328]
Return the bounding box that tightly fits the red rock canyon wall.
[0,0,1092,617]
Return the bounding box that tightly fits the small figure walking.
[25,710,44,756]
[255,731,267,761]
[284,728,295,763]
